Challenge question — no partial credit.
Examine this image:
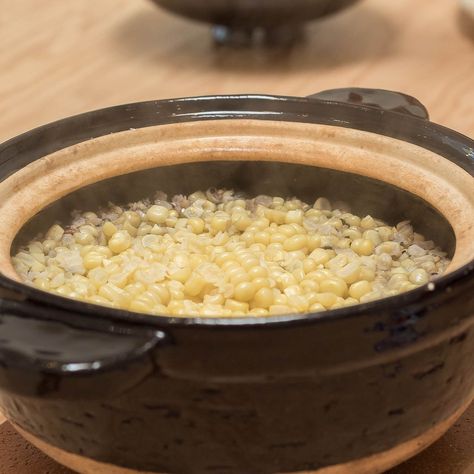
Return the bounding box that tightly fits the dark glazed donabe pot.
[0,89,473,474]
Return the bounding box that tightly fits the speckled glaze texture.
[0,89,473,473]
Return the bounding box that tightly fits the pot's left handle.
[0,297,167,399]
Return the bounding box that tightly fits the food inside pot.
[12,188,450,317]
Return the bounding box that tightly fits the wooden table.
[0,0,473,472]
[1,0,474,142]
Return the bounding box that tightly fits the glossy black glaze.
[0,89,473,473]
[150,0,360,46]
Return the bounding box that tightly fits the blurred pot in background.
[150,0,361,46]
[459,0,474,39]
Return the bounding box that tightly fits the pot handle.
[308,87,429,120]
[0,297,167,399]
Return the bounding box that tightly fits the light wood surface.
[0,0,473,144]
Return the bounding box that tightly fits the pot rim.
[0,93,473,328]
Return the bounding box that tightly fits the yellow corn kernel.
[83,252,104,270]
[268,305,292,314]
[309,248,334,266]
[204,293,225,305]
[305,292,320,305]
[314,292,338,308]
[74,231,95,246]
[388,273,409,289]
[265,209,286,224]
[409,268,429,285]
[123,221,138,237]
[363,229,382,246]
[302,258,317,274]
[88,267,109,287]
[248,266,268,279]
[165,300,183,314]
[360,291,382,303]
[275,272,297,289]
[344,297,359,307]
[270,232,286,244]
[359,267,375,282]
[343,228,362,240]
[33,277,50,291]
[252,277,272,291]
[307,235,321,251]
[314,197,331,210]
[232,214,252,231]
[234,281,256,302]
[240,258,260,271]
[210,215,230,233]
[283,284,302,297]
[287,295,309,312]
[336,262,361,284]
[225,299,249,313]
[309,302,325,312]
[188,217,205,234]
[300,279,319,293]
[273,291,288,305]
[349,280,372,300]
[378,226,394,242]
[46,224,65,241]
[306,269,332,283]
[103,222,117,238]
[249,308,269,316]
[169,266,192,284]
[98,283,128,306]
[147,205,169,224]
[148,284,170,305]
[108,231,132,254]
[279,225,296,237]
[319,278,348,297]
[285,209,304,224]
[326,254,348,270]
[108,272,129,289]
[228,270,248,286]
[342,214,361,227]
[360,215,376,229]
[254,231,270,245]
[292,267,305,282]
[184,274,206,297]
[252,287,273,308]
[351,238,375,256]
[88,295,113,306]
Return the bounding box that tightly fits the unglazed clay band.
[0,119,472,281]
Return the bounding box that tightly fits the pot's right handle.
[308,87,429,120]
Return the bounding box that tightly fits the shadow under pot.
[0,88,473,474]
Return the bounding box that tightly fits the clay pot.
[0,88,472,473]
